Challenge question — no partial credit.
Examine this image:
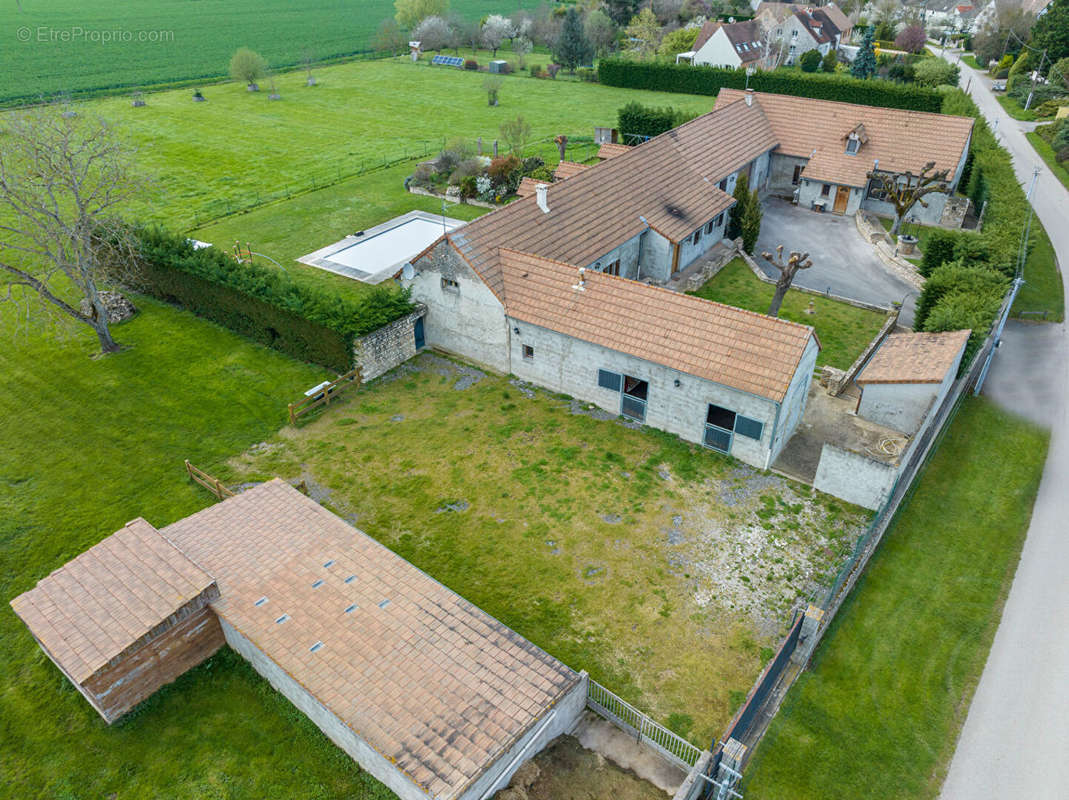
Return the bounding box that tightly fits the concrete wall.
[219,618,431,800]
[639,228,674,283]
[862,189,949,225]
[768,154,809,194]
[769,337,819,465]
[459,674,588,800]
[404,241,510,373]
[585,232,642,280]
[813,443,897,510]
[508,319,782,469]
[81,591,224,723]
[677,214,729,272]
[352,305,427,382]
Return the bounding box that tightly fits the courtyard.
[222,353,871,749]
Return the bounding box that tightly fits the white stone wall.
[585,233,643,280]
[219,618,431,800]
[813,443,897,510]
[353,306,427,382]
[508,320,783,469]
[769,154,809,194]
[638,228,674,282]
[769,337,819,465]
[677,215,729,271]
[692,29,744,67]
[798,179,863,215]
[459,674,588,800]
[403,241,510,373]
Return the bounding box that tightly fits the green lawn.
[1026,130,1069,191]
[996,94,1038,121]
[225,352,871,749]
[0,299,417,798]
[742,398,1049,800]
[1016,221,1065,320]
[0,0,542,104]
[68,58,713,229]
[960,54,983,70]
[689,258,890,370]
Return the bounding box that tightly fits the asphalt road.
[936,48,1069,800]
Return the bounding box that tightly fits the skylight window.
[344,575,356,584]
[275,614,289,624]
[254,596,268,607]
[312,579,325,588]
[323,559,335,568]
[378,599,391,609]
[309,641,323,652]
[345,604,358,614]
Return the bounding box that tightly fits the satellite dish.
[401,262,415,280]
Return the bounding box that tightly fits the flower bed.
[406,142,552,205]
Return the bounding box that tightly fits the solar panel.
[431,54,464,67]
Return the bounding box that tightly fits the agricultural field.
[0,0,542,104]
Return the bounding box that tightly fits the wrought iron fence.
[586,678,702,768]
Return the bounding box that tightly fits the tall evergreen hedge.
[129,228,415,372]
[597,59,943,112]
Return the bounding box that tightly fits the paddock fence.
[288,368,361,425]
[184,460,235,500]
[586,678,703,770]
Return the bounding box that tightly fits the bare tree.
[757,16,788,69]
[0,108,140,354]
[761,245,813,317]
[500,115,532,154]
[867,162,950,236]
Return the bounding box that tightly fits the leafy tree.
[1032,0,1069,63]
[821,49,839,73]
[741,187,763,255]
[726,173,750,240]
[606,0,642,25]
[512,36,533,69]
[585,9,618,56]
[500,115,532,154]
[372,18,407,55]
[873,19,895,42]
[895,24,927,53]
[0,108,140,354]
[1048,56,1069,90]
[229,47,267,88]
[624,8,663,59]
[652,0,686,25]
[973,4,1035,66]
[658,27,699,59]
[554,9,594,70]
[851,26,878,78]
[799,49,822,72]
[913,57,960,86]
[481,14,514,57]
[867,161,950,236]
[395,0,448,30]
[413,15,451,52]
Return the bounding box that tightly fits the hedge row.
[617,101,694,139]
[597,59,944,112]
[129,227,414,371]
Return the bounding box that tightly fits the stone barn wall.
[352,305,427,383]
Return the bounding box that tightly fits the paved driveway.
[755,196,918,325]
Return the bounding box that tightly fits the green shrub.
[129,227,415,371]
[912,58,960,86]
[822,50,839,73]
[914,261,1008,330]
[919,229,960,276]
[597,59,943,111]
[727,174,750,240]
[922,289,1005,371]
[799,49,822,73]
[617,100,690,139]
[741,188,763,254]
[463,59,478,70]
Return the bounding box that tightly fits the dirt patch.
[494,734,671,800]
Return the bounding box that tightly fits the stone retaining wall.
[855,211,925,291]
[352,304,427,382]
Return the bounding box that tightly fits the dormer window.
[846,135,860,155]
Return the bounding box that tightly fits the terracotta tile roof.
[794,8,836,44]
[821,2,852,32]
[10,519,215,684]
[162,480,579,800]
[857,330,971,384]
[597,142,631,160]
[499,249,816,402]
[716,89,974,188]
[445,98,777,302]
[718,19,767,63]
[756,1,851,32]
[516,176,540,198]
[553,160,590,180]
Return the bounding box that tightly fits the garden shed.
[12,481,587,800]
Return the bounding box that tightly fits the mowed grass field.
[0,0,542,103]
[66,58,714,228]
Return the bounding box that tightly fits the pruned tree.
[0,108,140,354]
[500,115,531,153]
[757,17,788,70]
[867,161,950,236]
[484,75,504,106]
[554,8,594,71]
[413,15,451,52]
[229,47,267,89]
[482,14,514,57]
[761,245,813,317]
[394,0,448,30]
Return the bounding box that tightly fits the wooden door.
[833,185,850,214]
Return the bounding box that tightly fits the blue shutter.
[598,369,622,392]
[734,415,764,440]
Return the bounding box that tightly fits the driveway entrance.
[755,196,918,325]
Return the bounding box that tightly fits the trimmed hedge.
[618,101,690,139]
[129,227,414,371]
[916,261,1008,371]
[597,59,944,112]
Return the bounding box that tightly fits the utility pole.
[1023,47,1047,110]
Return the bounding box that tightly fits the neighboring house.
[689,19,772,68]
[11,480,588,800]
[715,89,974,222]
[398,97,819,469]
[553,160,590,180]
[755,2,853,61]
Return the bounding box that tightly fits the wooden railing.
[184,460,234,500]
[288,368,361,424]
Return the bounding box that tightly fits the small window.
[707,404,737,431]
[522,344,534,360]
[598,369,622,392]
[693,228,702,246]
[309,641,323,653]
[254,597,268,607]
[735,415,764,440]
[704,425,732,453]
[792,164,802,186]
[311,579,324,588]
[322,559,334,568]
[441,276,459,292]
[344,603,358,613]
[845,136,860,155]
[603,259,621,276]
[714,212,724,227]
[718,178,728,192]
[821,183,831,197]
[344,575,356,584]
[705,220,714,235]
[623,375,648,401]
[275,614,289,624]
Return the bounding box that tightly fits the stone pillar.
[712,738,746,799]
[791,604,825,666]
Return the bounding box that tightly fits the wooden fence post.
[288,403,296,425]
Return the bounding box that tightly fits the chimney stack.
[573,266,586,292]
[745,88,754,106]
[535,183,550,214]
